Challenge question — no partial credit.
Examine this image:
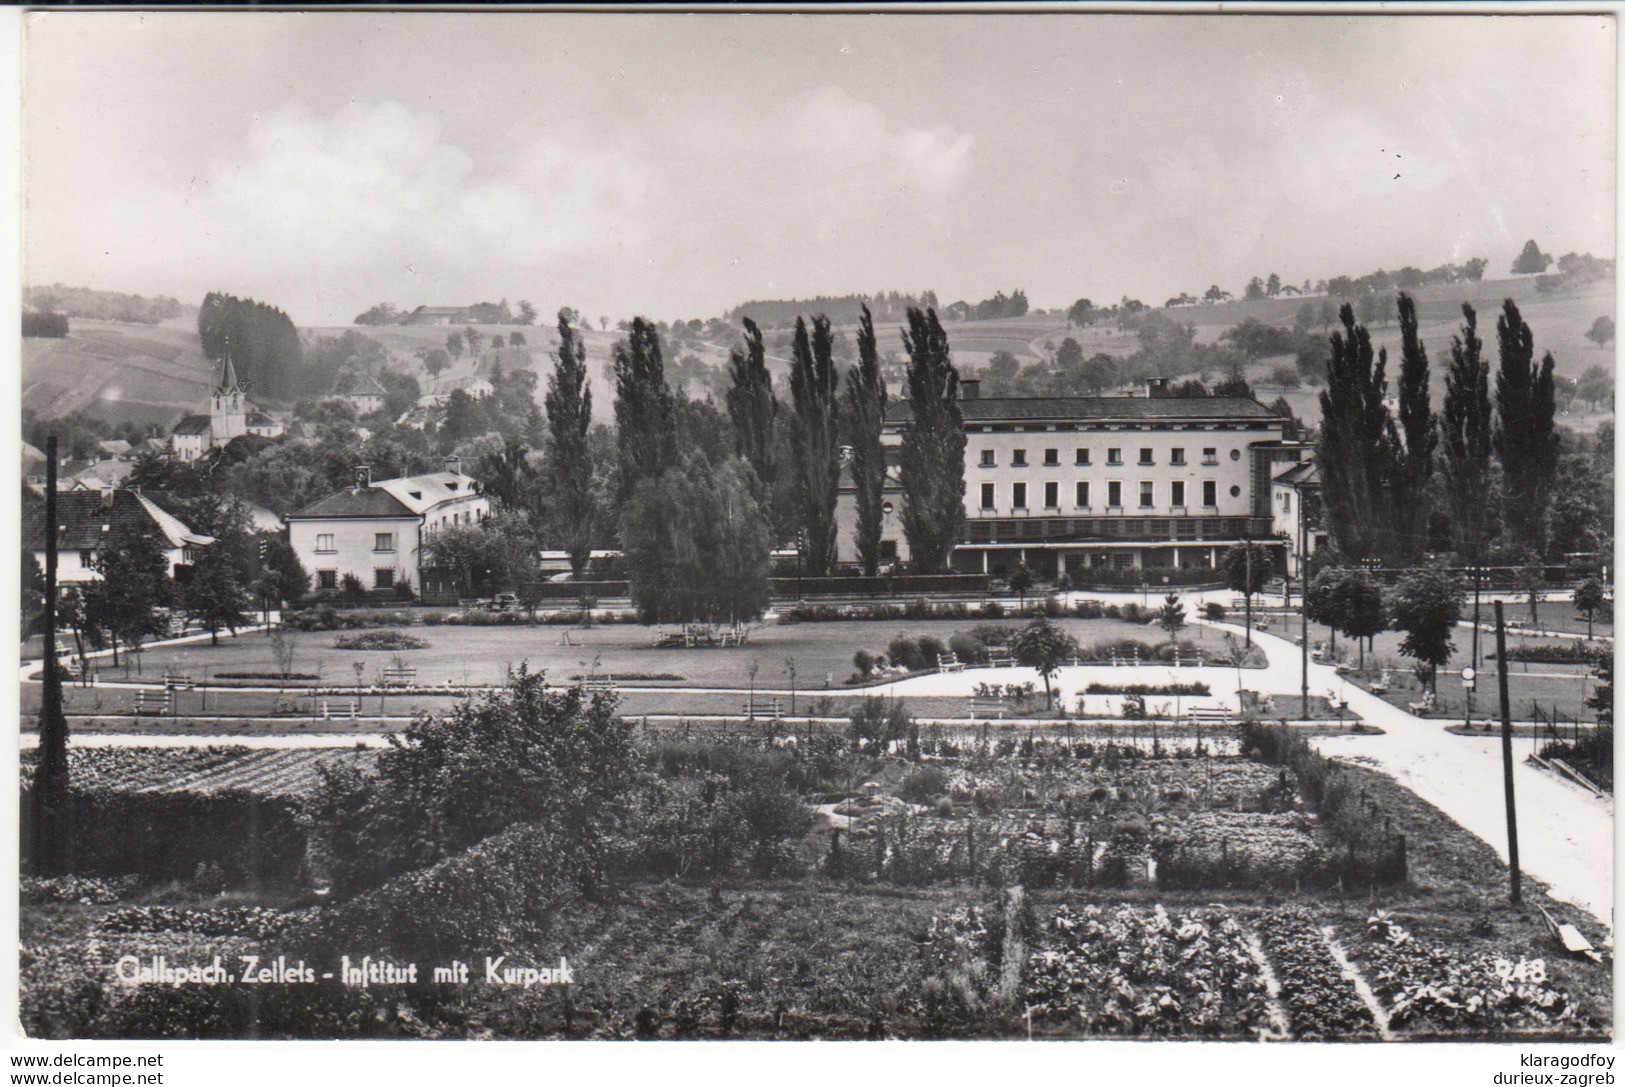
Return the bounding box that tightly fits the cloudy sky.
[21,10,1616,327]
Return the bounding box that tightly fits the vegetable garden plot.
[22,747,378,799]
[1023,904,1272,1038]
[1254,906,1379,1039]
[1349,913,1606,1039]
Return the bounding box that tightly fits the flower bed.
[1024,904,1270,1037]
[1256,906,1378,1039]
[332,630,430,651]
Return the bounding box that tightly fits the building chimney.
[444,455,462,476]
[354,464,372,489]
[960,378,980,401]
[1146,377,1169,398]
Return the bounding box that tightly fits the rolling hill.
[21,273,1613,437]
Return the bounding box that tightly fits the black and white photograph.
[9,4,1618,1068]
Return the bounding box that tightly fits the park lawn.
[46,616,1190,693]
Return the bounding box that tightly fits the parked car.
[487,593,520,612]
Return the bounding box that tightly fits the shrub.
[1084,682,1211,696]
[1492,643,1609,665]
[848,697,911,754]
[1205,602,1227,620]
[968,622,1014,647]
[887,635,925,673]
[981,600,1005,618]
[948,631,988,665]
[899,765,949,803]
[332,630,429,651]
[853,649,876,677]
[917,635,949,666]
[337,574,369,604]
[308,668,636,897]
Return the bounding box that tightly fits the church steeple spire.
[216,339,243,396]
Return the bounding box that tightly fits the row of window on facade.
[978,446,1242,468]
[314,568,397,590]
[979,479,1241,511]
[314,532,398,554]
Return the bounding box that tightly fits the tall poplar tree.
[1316,305,1399,562]
[788,315,842,576]
[612,317,676,501]
[1440,304,1495,560]
[1393,293,1438,562]
[725,317,777,488]
[544,311,597,577]
[843,304,889,577]
[897,307,965,573]
[1493,299,1560,557]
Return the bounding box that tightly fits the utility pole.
[1494,601,1522,905]
[1299,490,1309,709]
[32,436,71,875]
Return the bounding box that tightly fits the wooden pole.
[1494,601,1522,904]
[32,437,71,874]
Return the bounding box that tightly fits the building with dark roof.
[285,462,490,598]
[333,373,390,416]
[835,379,1304,578]
[22,488,214,584]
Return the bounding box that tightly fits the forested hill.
[726,292,934,329]
[23,284,194,325]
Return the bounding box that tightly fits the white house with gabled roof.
[285,460,490,597]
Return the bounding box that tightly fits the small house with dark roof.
[285,462,489,598]
[333,373,390,416]
[22,488,215,585]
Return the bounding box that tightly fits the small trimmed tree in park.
[1011,616,1078,711]
[82,530,171,667]
[1574,578,1608,641]
[1221,541,1272,646]
[1157,592,1186,646]
[1387,568,1465,696]
[1309,567,1387,669]
[1008,561,1034,613]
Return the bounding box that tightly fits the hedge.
[770,574,991,598]
[19,787,307,887]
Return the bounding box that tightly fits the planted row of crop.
[1023,904,1270,1037]
[23,747,377,799]
[1255,906,1379,1039]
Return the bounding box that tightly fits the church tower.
[209,347,248,447]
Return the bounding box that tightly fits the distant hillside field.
[21,319,217,429]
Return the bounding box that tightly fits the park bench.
[937,653,963,672]
[986,652,1015,668]
[969,695,1005,720]
[1186,705,1233,726]
[717,625,749,647]
[380,666,418,688]
[160,671,194,690]
[321,699,360,720]
[741,697,782,719]
[580,675,615,693]
[1406,693,1435,717]
[132,689,172,716]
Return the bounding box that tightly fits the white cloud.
[783,85,973,210]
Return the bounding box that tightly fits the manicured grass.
[46,616,1191,692]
